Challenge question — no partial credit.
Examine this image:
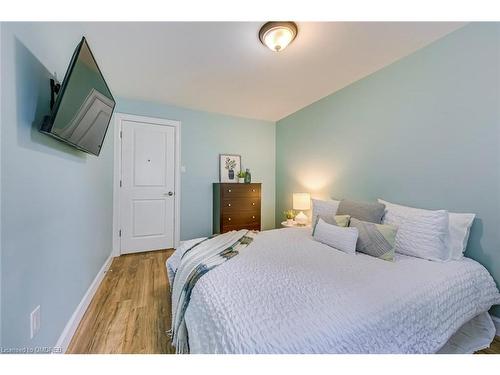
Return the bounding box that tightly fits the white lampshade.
[293,193,311,211]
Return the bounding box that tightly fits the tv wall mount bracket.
[49,78,61,110]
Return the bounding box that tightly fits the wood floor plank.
[476,336,500,354]
[67,248,499,354]
[101,299,132,354]
[67,249,174,354]
[68,256,125,353]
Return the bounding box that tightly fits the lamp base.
[295,211,308,225]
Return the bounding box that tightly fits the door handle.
[164,191,174,196]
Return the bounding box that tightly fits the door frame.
[112,112,181,256]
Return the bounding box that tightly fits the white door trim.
[113,112,181,256]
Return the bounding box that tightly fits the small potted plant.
[237,170,246,183]
[283,209,296,225]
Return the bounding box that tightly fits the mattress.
[167,228,500,353]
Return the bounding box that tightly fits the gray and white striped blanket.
[170,229,256,353]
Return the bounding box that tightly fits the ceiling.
[57,22,466,121]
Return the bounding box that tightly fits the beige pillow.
[334,214,351,227]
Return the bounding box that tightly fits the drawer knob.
[228,203,231,207]
[252,216,255,219]
[252,202,255,206]
[228,189,232,193]
[228,217,231,221]
[252,189,256,192]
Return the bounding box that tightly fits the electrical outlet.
[30,305,41,339]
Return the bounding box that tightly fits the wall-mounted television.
[40,37,115,156]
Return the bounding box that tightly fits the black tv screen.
[40,37,115,156]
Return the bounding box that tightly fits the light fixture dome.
[259,21,298,52]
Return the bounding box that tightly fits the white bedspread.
[168,228,500,353]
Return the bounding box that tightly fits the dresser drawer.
[221,184,260,198]
[222,223,261,233]
[221,198,260,213]
[221,212,260,226]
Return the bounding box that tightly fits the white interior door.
[120,119,177,254]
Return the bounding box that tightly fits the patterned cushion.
[349,217,397,261]
[337,199,386,224]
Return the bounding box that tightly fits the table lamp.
[293,192,311,225]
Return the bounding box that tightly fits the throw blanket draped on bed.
[170,229,256,353]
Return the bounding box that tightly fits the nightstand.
[281,221,311,228]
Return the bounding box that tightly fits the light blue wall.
[116,99,276,240]
[0,23,276,349]
[1,24,114,349]
[0,22,3,347]
[3,20,496,350]
[276,23,500,317]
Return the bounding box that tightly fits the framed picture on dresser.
[219,154,241,183]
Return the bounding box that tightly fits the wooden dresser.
[213,183,261,234]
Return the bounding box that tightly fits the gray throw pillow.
[336,199,386,224]
[349,218,397,261]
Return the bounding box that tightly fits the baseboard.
[53,254,114,353]
[492,314,500,337]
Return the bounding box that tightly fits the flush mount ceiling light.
[259,21,298,52]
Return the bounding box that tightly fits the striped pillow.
[349,218,398,261]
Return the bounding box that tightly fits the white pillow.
[378,199,450,261]
[311,199,340,225]
[313,218,358,254]
[379,199,475,261]
[446,212,475,260]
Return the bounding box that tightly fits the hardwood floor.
[67,249,175,354]
[476,336,500,354]
[67,249,500,354]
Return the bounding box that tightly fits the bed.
[167,227,500,354]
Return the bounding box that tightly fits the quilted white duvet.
[167,228,500,354]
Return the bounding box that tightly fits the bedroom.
[1,0,500,372]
